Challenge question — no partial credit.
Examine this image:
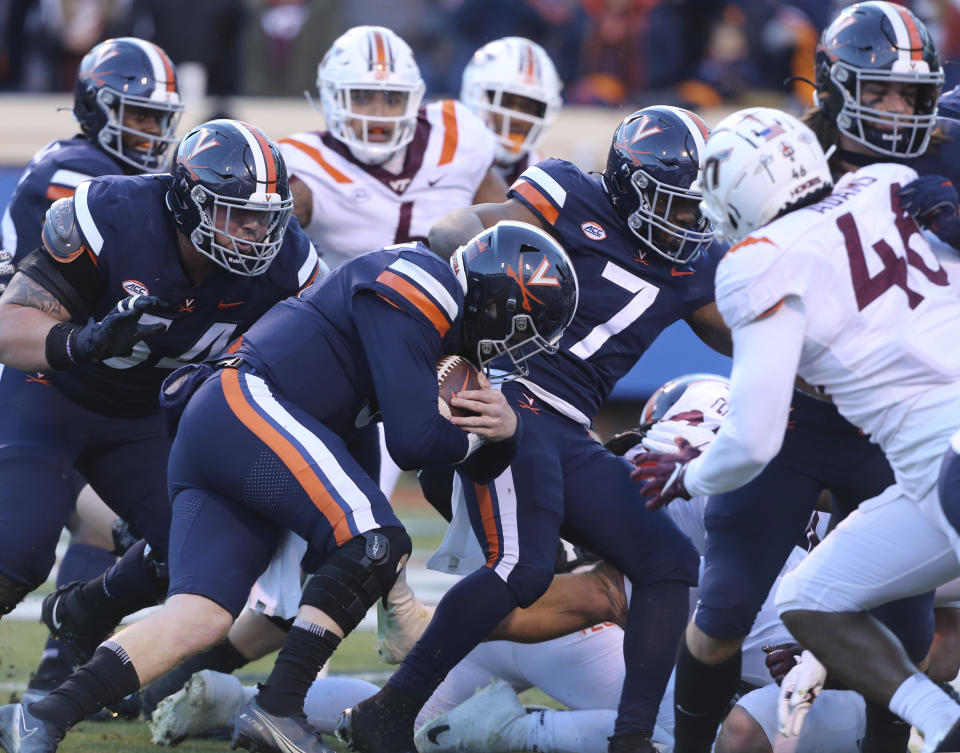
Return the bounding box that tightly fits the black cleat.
[40,583,112,666]
[231,698,334,753]
[0,703,63,752]
[335,693,417,753]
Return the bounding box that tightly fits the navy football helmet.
[814,1,943,158]
[451,221,578,381]
[73,37,184,172]
[602,106,714,264]
[168,120,295,277]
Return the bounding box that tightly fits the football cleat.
[40,583,113,665]
[414,680,528,753]
[375,566,435,665]
[0,703,63,752]
[150,670,252,747]
[335,689,418,753]
[231,697,334,753]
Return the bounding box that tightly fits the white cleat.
[149,669,253,747]
[414,679,528,753]
[375,566,436,664]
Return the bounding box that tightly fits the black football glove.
[70,294,172,363]
[898,174,960,248]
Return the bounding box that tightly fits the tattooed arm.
[0,272,72,370]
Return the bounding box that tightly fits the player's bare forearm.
[0,272,70,370]
[489,564,627,642]
[427,208,486,259]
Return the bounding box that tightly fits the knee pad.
[300,526,412,634]
[0,572,31,616]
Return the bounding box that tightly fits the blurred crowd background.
[2,0,959,120]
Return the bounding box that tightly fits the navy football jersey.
[902,117,960,185]
[507,158,723,424]
[938,87,960,121]
[1,136,121,261]
[235,244,474,464]
[42,173,320,416]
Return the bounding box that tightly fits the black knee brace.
[300,526,412,635]
[0,572,31,616]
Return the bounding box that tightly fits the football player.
[0,119,320,673]
[633,107,960,752]
[337,105,730,753]
[0,221,579,753]
[0,36,184,700]
[665,5,960,752]
[460,36,563,185]
[280,25,507,271]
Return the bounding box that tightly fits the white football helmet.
[699,107,833,244]
[460,37,562,165]
[313,26,426,165]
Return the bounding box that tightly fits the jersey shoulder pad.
[368,244,464,338]
[507,158,595,226]
[426,99,496,162]
[268,216,323,293]
[41,197,87,260]
[852,161,918,187]
[715,234,803,330]
[937,89,960,121]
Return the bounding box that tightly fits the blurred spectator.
[443,0,587,97]
[129,0,245,119]
[569,0,722,107]
[2,0,131,91]
[243,0,340,98]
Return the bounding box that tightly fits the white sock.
[525,708,616,753]
[304,676,380,734]
[889,673,960,741]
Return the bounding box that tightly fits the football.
[437,356,482,418]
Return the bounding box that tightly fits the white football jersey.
[280,99,496,269]
[716,162,960,500]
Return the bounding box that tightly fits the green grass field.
[0,481,556,752]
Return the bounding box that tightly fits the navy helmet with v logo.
[602,106,715,264]
[168,119,294,277]
[451,221,578,381]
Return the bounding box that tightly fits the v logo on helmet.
[187,129,221,160]
[528,257,560,286]
[83,46,120,86]
[628,116,663,144]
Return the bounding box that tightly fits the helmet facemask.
[187,185,294,276]
[95,87,183,172]
[318,82,424,165]
[474,88,551,164]
[626,169,714,264]
[829,62,942,158]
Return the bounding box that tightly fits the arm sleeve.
[353,292,470,469]
[682,296,806,497]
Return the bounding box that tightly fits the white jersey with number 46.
[279,99,496,269]
[716,162,960,501]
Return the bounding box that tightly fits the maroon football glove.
[762,642,804,685]
[629,437,701,510]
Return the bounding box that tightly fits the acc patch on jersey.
[581,221,606,241]
[122,279,150,296]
